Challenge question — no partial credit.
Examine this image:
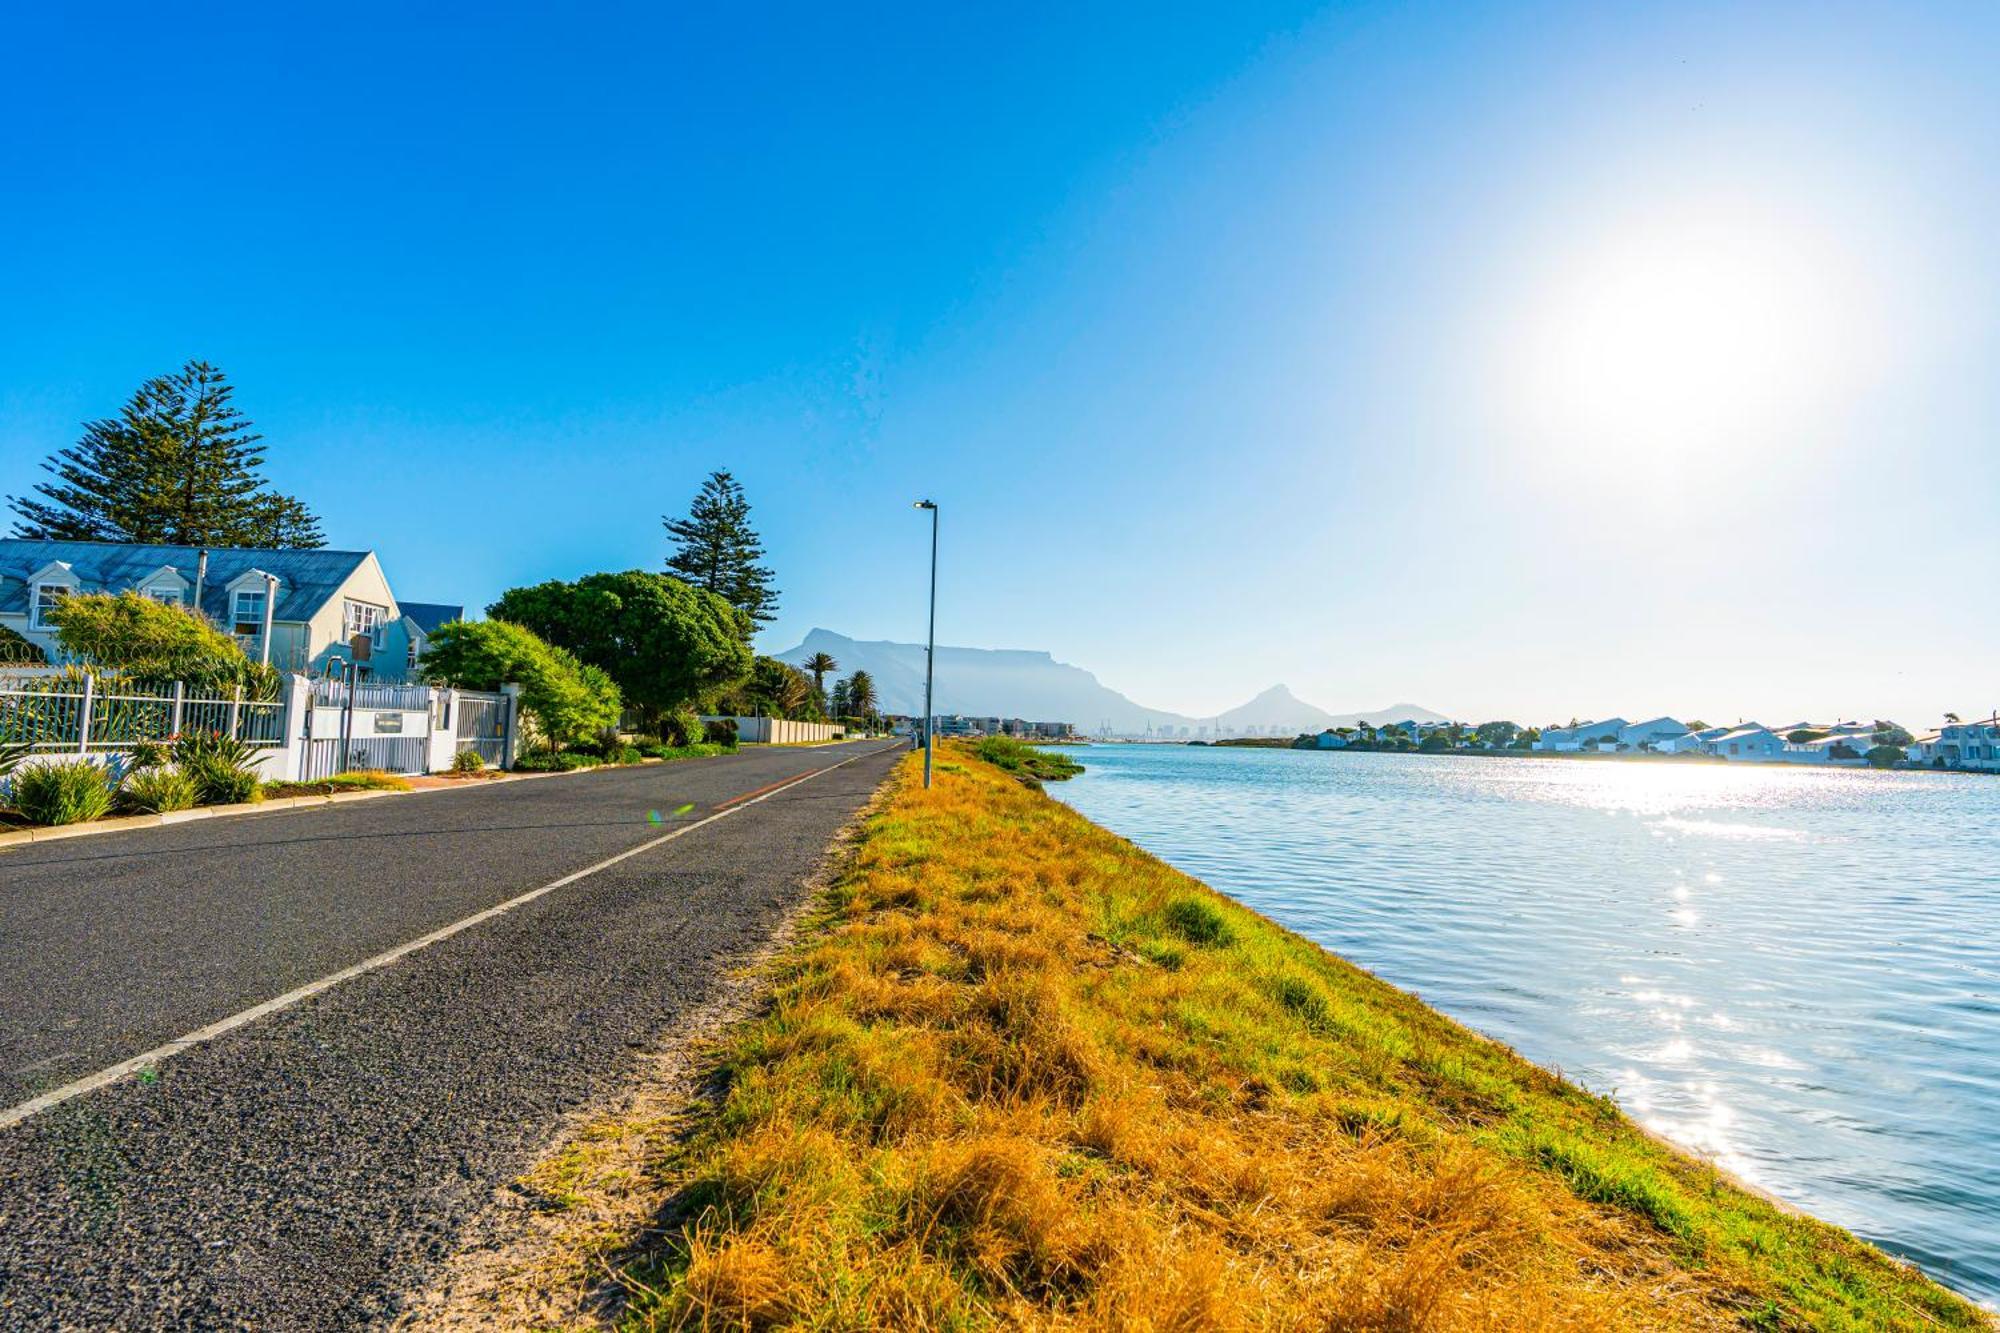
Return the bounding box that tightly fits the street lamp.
[914,499,938,788]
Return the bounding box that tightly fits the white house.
[398,601,463,674]
[1537,718,1629,752]
[1704,724,1787,761]
[1618,717,1691,751]
[0,539,451,679]
[1911,716,2000,772]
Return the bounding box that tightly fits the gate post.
[77,673,95,755]
[170,681,185,737]
[501,682,523,770]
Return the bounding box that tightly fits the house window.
[30,582,71,630]
[344,600,387,647]
[232,590,268,637]
[145,585,184,606]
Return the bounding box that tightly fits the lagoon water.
[1050,744,2000,1304]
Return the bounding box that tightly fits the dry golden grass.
[612,746,1986,1332]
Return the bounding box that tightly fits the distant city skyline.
[4,3,1994,727]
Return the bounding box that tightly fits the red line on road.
[714,761,841,811]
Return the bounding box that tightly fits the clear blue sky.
[3,3,1994,727]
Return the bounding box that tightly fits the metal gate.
[455,690,509,767]
[303,734,429,780]
[302,676,435,779]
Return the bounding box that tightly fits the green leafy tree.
[801,650,839,701]
[9,360,324,547]
[1474,720,1520,748]
[663,470,778,627]
[1865,744,1905,769]
[46,590,274,692]
[829,679,851,719]
[1871,720,1914,748]
[420,619,620,750]
[488,570,750,727]
[715,656,822,720]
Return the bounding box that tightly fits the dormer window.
[30,582,71,630]
[146,585,185,606]
[232,589,268,636]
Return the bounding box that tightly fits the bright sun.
[1499,201,1879,472]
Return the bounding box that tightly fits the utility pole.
[914,499,938,788]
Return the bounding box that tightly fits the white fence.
[1,673,516,780]
[715,716,848,745]
[0,677,286,753]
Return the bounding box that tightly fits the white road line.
[0,745,890,1131]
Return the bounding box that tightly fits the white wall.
[720,716,847,744]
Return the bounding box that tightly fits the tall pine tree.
[663,469,778,627]
[9,360,325,548]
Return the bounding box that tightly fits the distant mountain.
[772,629,1448,736]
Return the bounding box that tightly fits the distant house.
[0,539,449,679]
[1704,724,1786,761]
[1618,717,1691,751]
[1536,718,1628,752]
[1913,716,2000,772]
[398,602,463,674]
[1312,728,1349,749]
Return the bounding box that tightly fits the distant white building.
[1618,717,1691,751]
[1704,724,1786,761]
[1536,718,1628,752]
[1909,716,2000,771]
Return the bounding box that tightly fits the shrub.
[44,590,274,692]
[703,717,739,748]
[1865,744,1904,770]
[174,731,262,806]
[450,748,485,775]
[11,758,115,825]
[666,707,705,748]
[606,744,643,765]
[514,749,600,772]
[129,739,170,771]
[422,619,621,750]
[120,765,200,814]
[185,757,260,805]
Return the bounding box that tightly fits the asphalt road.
[0,739,904,1329]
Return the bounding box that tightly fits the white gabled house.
[1703,723,1786,761]
[0,539,451,679]
[1536,718,1628,751]
[1618,717,1691,751]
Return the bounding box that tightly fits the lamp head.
[913,499,937,510]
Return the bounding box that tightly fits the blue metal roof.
[0,539,371,624]
[398,601,462,635]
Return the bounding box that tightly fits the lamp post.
[914,499,938,788]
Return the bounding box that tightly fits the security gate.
[454,690,509,767]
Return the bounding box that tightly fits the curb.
[0,788,402,848]
[0,743,811,850]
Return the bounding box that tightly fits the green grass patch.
[261,770,412,799]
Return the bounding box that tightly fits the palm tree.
[771,668,810,718]
[844,670,878,720]
[802,651,838,701]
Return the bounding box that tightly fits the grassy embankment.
[587,739,1982,1330]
